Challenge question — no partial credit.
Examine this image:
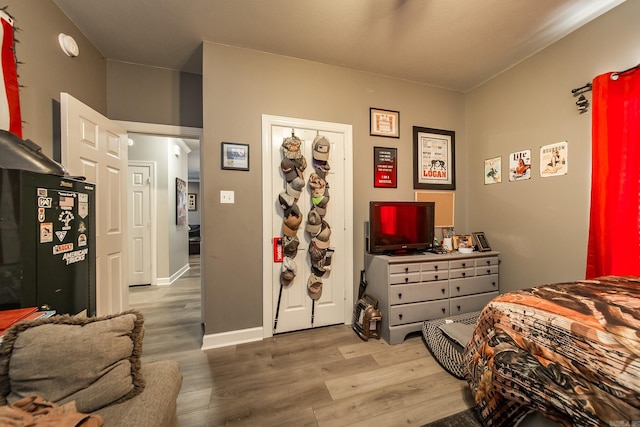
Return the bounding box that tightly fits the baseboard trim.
[201,326,263,350]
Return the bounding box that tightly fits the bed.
[463,275,640,427]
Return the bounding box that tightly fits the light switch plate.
[220,190,234,204]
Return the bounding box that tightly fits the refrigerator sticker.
[78,221,86,233]
[59,195,75,209]
[78,233,87,247]
[37,188,48,197]
[58,211,74,230]
[62,248,88,265]
[78,202,88,219]
[53,243,74,255]
[38,197,52,208]
[56,231,67,242]
[40,223,53,243]
[78,193,88,203]
[38,208,45,222]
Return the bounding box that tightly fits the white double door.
[262,115,353,336]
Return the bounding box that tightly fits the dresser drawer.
[475,257,499,267]
[476,265,499,276]
[389,272,421,285]
[389,300,449,326]
[389,281,449,304]
[448,267,475,279]
[450,274,499,297]
[421,270,449,282]
[450,291,498,315]
[449,259,475,270]
[389,263,421,274]
[421,261,448,272]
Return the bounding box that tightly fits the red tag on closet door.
[273,237,284,262]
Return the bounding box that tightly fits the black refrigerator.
[0,168,96,316]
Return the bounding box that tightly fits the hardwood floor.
[129,255,474,426]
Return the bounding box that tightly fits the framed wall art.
[373,146,397,188]
[370,108,399,138]
[221,142,250,171]
[413,126,456,190]
[484,156,501,184]
[176,178,187,225]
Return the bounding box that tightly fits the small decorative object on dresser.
[472,232,491,252]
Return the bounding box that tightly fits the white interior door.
[60,92,128,315]
[128,163,152,286]
[262,115,353,336]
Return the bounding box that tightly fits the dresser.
[363,251,499,344]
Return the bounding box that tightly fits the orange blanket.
[0,396,103,427]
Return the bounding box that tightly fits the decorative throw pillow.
[0,310,145,413]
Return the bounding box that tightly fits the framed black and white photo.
[370,108,400,138]
[473,232,491,252]
[221,142,249,171]
[413,126,456,190]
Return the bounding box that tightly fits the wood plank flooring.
[129,256,474,426]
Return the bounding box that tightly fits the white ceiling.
[53,0,625,93]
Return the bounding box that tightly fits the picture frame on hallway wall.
[413,126,456,190]
[221,142,250,171]
[370,108,400,138]
[176,178,187,225]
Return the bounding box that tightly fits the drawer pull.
[404,267,409,273]
[435,274,439,280]
[405,277,409,283]
[492,281,496,287]
[462,272,466,277]
[462,262,466,267]
[434,265,438,271]
[399,314,403,320]
[441,307,446,314]
[486,269,491,274]
[456,286,460,292]
[441,288,445,294]
[486,260,491,265]
[457,305,461,311]
[398,293,402,299]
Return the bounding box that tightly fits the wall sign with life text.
[373,146,397,188]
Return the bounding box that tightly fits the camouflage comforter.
[464,276,640,426]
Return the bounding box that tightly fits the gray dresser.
[364,251,499,344]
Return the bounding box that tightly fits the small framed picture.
[188,193,197,211]
[221,142,249,171]
[473,232,491,252]
[370,108,400,138]
[452,235,473,250]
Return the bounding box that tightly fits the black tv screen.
[369,201,435,255]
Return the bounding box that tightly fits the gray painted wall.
[6,0,106,157]
[107,60,203,128]
[466,0,640,293]
[202,43,467,334]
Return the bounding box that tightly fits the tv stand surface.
[364,251,500,345]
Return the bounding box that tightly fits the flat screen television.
[368,201,436,255]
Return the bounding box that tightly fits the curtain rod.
[611,63,639,80]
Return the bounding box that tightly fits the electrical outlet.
[220,190,234,204]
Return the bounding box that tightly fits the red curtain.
[586,67,640,278]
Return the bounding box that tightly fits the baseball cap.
[305,209,322,236]
[281,158,298,182]
[282,135,303,159]
[278,191,294,210]
[312,135,330,161]
[307,274,323,300]
[312,220,331,249]
[286,176,305,199]
[283,207,302,237]
[283,235,299,258]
